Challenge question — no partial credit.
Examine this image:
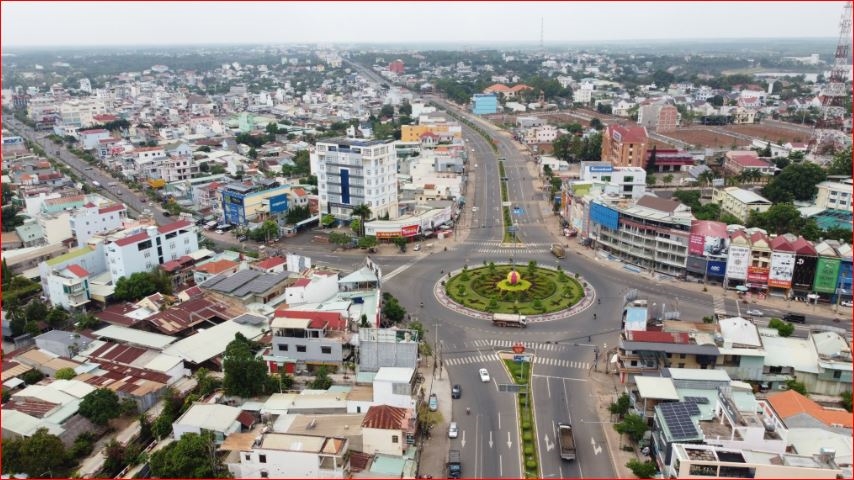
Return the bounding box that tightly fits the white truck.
[492,313,528,328]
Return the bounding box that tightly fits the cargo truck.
[492,313,527,328]
[558,423,576,461]
[551,243,566,259]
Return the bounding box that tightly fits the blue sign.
[514,355,530,363]
[707,260,726,277]
[589,165,613,173]
[340,168,351,204]
[222,191,245,225]
[590,202,619,230]
[268,194,288,214]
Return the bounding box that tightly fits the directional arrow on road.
[507,431,512,449]
[591,437,602,455]
[543,434,554,452]
[461,430,466,448]
[489,431,494,449]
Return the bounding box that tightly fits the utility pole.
[434,322,441,379]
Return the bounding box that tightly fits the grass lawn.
[445,264,585,315]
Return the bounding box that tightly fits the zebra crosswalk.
[470,339,566,352]
[532,356,589,370]
[469,240,552,255]
[444,353,501,366]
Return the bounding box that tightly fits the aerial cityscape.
[1,2,852,479]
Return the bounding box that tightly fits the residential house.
[360,405,416,457]
[266,310,351,374]
[722,151,775,177]
[766,389,852,433]
[231,433,349,479]
[713,187,772,223]
[172,403,254,444]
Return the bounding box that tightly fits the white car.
[448,422,459,439]
[472,207,478,213]
[745,309,764,317]
[841,300,853,307]
[479,368,490,383]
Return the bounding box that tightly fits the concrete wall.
[359,340,418,373]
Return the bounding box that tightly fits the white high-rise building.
[312,138,399,220]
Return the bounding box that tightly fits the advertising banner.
[792,255,818,290]
[376,230,402,239]
[590,202,619,230]
[707,260,726,278]
[725,245,750,280]
[401,224,420,237]
[768,252,795,288]
[688,221,729,256]
[747,266,769,285]
[813,257,842,293]
[686,256,707,275]
[268,194,288,214]
[688,234,705,256]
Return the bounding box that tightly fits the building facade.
[471,94,498,115]
[601,124,649,168]
[104,220,199,280]
[313,138,399,220]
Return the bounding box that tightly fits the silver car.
[448,422,459,439]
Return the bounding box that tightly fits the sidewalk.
[415,359,453,478]
[587,368,643,479]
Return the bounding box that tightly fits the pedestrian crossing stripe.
[443,352,589,370]
[470,339,564,351]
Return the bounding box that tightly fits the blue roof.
[625,307,648,331]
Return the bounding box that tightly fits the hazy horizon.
[2,2,846,48]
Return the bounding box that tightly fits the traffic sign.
[514,355,531,363]
[512,343,525,354]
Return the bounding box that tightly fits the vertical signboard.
[792,255,818,291]
[813,257,842,293]
[725,245,750,280]
[768,252,795,288]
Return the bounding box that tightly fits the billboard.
[792,255,818,291]
[589,165,613,173]
[222,191,245,225]
[725,245,750,280]
[768,252,795,289]
[686,256,707,275]
[747,266,769,285]
[401,224,420,237]
[268,194,288,214]
[707,260,726,278]
[688,221,729,256]
[837,261,852,294]
[590,202,619,230]
[813,257,842,293]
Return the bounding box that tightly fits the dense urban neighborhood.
[1,4,853,479]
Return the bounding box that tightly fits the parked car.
[237,235,247,242]
[479,368,490,383]
[841,300,853,307]
[413,244,421,251]
[451,384,461,399]
[428,393,438,411]
[448,422,459,439]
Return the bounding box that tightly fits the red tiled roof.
[292,278,311,287]
[349,452,373,472]
[608,124,648,143]
[93,114,118,122]
[5,397,59,418]
[98,204,125,215]
[158,219,192,235]
[274,310,346,330]
[79,129,108,135]
[179,285,204,298]
[114,231,150,247]
[66,264,89,278]
[256,256,285,270]
[509,84,533,92]
[790,237,817,256]
[769,235,794,251]
[484,83,512,93]
[144,296,232,335]
[237,411,256,429]
[291,187,306,197]
[626,330,691,344]
[731,154,770,167]
[361,405,408,430]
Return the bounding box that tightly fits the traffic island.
[499,352,539,478]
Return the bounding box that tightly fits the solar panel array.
[659,402,701,440]
[683,396,710,405]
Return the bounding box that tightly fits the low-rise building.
[815,179,853,211]
[173,403,253,444]
[230,433,350,478]
[667,443,843,478]
[361,405,416,457]
[713,187,772,223]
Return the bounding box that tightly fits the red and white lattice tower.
[815,2,853,149]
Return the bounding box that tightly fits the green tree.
[609,393,632,418]
[149,431,219,478]
[321,213,336,227]
[350,218,362,236]
[250,219,280,242]
[827,146,852,176]
[46,306,70,329]
[392,235,407,252]
[78,388,121,426]
[785,379,808,395]
[1,205,26,232]
[24,301,49,324]
[196,145,211,153]
[382,292,406,323]
[351,204,372,237]
[113,271,162,301]
[768,318,795,337]
[614,413,648,443]
[399,101,412,116]
[663,173,674,185]
[223,333,270,398]
[2,258,12,287]
[195,367,222,397]
[841,391,852,412]
[526,260,537,278]
[627,459,657,479]
[328,231,352,247]
[762,162,827,203]
[747,203,809,236]
[248,147,258,159]
[647,175,657,186]
[589,118,603,131]
[21,369,45,385]
[380,104,395,118]
[552,135,572,161]
[1,428,70,478]
[54,367,76,380]
[310,366,333,390]
[358,236,378,249]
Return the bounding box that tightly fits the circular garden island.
[444,261,585,315]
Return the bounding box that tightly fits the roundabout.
[434,262,596,323]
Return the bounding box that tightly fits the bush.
[522,431,533,441]
[522,421,532,430]
[524,445,534,455]
[525,459,538,470]
[627,459,657,478]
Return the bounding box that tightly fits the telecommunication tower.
[814,2,852,149]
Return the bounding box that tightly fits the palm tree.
[697,170,715,188]
[351,204,372,238]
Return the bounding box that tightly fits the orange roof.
[509,84,533,92]
[484,83,512,93]
[766,389,853,429]
[195,259,239,275]
[361,405,408,430]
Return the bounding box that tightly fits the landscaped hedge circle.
[445,263,584,315]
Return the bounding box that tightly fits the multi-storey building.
[232,433,350,478]
[815,179,853,211]
[266,310,351,375]
[104,220,198,280]
[578,162,648,200]
[59,98,107,128]
[45,264,91,310]
[219,179,290,226]
[313,138,399,220]
[713,187,772,223]
[69,202,127,246]
[601,124,649,168]
[471,93,498,115]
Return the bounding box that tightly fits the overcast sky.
[2,1,846,47]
